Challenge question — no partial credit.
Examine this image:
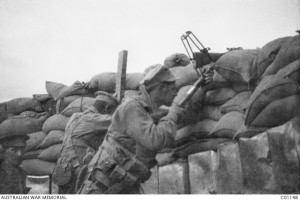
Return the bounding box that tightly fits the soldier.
[78,65,213,194]
[0,134,31,194]
[52,91,119,194]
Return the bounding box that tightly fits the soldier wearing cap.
[52,91,119,194]
[77,65,194,194]
[0,134,31,194]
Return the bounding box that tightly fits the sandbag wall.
[0,33,298,193]
[142,34,300,194]
[0,74,143,176]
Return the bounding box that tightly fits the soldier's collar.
[139,91,159,114]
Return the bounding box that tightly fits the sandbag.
[251,95,300,127]
[199,105,223,121]
[38,144,63,162]
[169,64,199,88]
[204,88,236,106]
[55,95,81,113]
[230,83,255,93]
[25,131,47,152]
[45,81,66,101]
[174,119,217,145]
[214,49,260,84]
[126,73,144,90]
[0,102,7,124]
[42,98,56,115]
[42,114,70,134]
[88,72,143,92]
[245,76,300,126]
[0,112,50,138]
[276,59,300,84]
[21,159,56,176]
[233,125,268,140]
[37,130,64,149]
[6,98,43,115]
[60,97,95,117]
[164,53,190,68]
[220,91,252,114]
[88,72,117,93]
[257,36,291,78]
[210,111,245,139]
[23,149,43,160]
[174,126,194,147]
[32,94,52,103]
[189,119,218,139]
[263,34,300,77]
[143,64,160,76]
[57,80,89,100]
[174,138,229,158]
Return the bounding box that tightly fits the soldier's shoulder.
[119,97,143,109]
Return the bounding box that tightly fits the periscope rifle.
[178,31,215,107]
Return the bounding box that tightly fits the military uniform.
[0,160,29,194]
[0,135,30,194]
[52,106,112,194]
[78,66,185,194]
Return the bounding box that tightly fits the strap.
[103,135,135,158]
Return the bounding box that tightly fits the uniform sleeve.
[91,114,112,131]
[120,101,177,151]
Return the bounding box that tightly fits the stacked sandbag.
[256,36,291,78]
[180,49,262,140]
[0,102,7,124]
[22,130,48,162]
[245,74,300,127]
[46,80,89,101]
[42,114,70,134]
[25,113,69,168]
[262,34,300,77]
[55,95,81,114]
[164,53,191,68]
[33,94,57,115]
[209,111,245,139]
[88,72,144,93]
[0,111,50,138]
[60,97,96,117]
[220,91,252,114]
[238,61,300,139]
[0,96,60,176]
[214,49,260,86]
[169,64,199,88]
[6,97,44,115]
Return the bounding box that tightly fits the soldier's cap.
[140,65,176,88]
[94,91,119,108]
[0,135,28,148]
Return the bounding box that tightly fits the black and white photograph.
[0,0,299,199]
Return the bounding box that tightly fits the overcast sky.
[0,0,299,101]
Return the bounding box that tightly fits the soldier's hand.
[202,66,214,85]
[166,103,187,124]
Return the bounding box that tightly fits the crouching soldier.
[0,134,31,194]
[77,65,213,194]
[52,92,119,194]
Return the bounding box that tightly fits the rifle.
[179,31,216,107]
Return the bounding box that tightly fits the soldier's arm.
[120,101,177,151]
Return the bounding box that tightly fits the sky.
[0,0,299,101]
